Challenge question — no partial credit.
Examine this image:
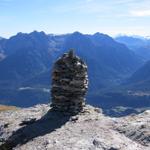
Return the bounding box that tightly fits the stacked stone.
[51,50,88,114]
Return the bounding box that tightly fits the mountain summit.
[0,104,149,150]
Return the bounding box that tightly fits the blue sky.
[0,0,150,38]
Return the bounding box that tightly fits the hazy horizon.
[1,30,150,39]
[0,0,150,38]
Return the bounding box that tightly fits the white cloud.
[130,10,150,17]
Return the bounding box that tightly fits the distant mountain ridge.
[0,31,144,107]
[0,37,6,61]
[126,60,150,90]
[62,32,142,89]
[0,37,4,40]
[115,35,150,90]
[115,35,150,61]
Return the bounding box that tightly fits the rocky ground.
[0,105,17,112]
[0,104,149,150]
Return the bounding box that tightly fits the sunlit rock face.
[51,50,88,113]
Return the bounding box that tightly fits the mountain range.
[0,31,149,116]
[116,36,150,90]
[116,36,150,61]
[124,60,150,91]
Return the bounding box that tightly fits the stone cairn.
[51,50,88,114]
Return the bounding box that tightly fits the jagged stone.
[51,50,88,113]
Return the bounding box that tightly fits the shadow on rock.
[0,109,72,150]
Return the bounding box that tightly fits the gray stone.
[0,104,149,150]
[51,50,88,114]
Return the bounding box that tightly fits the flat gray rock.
[0,104,149,150]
